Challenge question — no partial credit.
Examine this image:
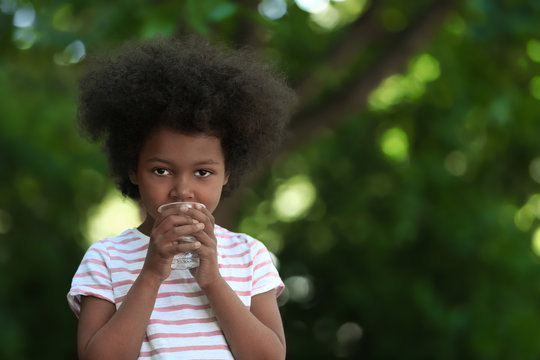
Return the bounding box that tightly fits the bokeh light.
[380,127,409,162]
[295,0,329,13]
[336,322,363,344]
[258,0,287,20]
[445,150,467,176]
[530,76,540,100]
[12,28,36,50]
[0,0,17,14]
[368,53,440,110]
[13,4,35,28]
[281,275,314,304]
[526,39,540,63]
[529,157,540,183]
[514,194,540,232]
[410,53,441,82]
[272,174,317,222]
[85,189,141,244]
[444,12,466,36]
[532,227,540,256]
[52,3,80,32]
[310,4,340,29]
[53,40,86,66]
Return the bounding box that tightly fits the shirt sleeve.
[249,238,285,297]
[67,239,114,317]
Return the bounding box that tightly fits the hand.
[141,207,205,282]
[179,203,222,289]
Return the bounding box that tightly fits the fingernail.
[192,219,200,224]
[196,223,204,229]
[194,242,201,248]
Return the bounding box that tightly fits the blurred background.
[1,0,540,358]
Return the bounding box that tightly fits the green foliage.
[236,1,540,359]
[1,0,540,359]
[0,55,110,358]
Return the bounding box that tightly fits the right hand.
[141,208,205,281]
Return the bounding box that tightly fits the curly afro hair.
[77,36,296,200]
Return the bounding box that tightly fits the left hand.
[180,203,221,289]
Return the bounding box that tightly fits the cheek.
[203,185,225,213]
[138,178,168,205]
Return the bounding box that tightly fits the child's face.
[129,126,229,222]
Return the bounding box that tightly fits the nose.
[169,174,195,202]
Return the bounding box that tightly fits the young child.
[67,36,296,359]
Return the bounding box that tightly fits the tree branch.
[215,0,454,227]
[231,0,265,48]
[293,2,386,107]
[288,0,453,150]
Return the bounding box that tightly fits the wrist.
[199,273,226,293]
[137,269,166,289]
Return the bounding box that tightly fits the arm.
[184,205,285,360]
[77,213,204,360]
[204,282,286,360]
[77,273,161,360]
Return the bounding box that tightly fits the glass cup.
[157,201,205,269]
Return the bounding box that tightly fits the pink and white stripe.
[67,225,284,359]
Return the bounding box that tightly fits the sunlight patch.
[381,127,409,162]
[272,175,317,222]
[85,189,141,244]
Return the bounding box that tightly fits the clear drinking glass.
[157,201,204,269]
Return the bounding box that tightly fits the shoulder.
[85,228,146,256]
[214,225,274,261]
[215,224,248,241]
[214,225,265,249]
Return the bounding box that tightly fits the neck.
[137,215,155,236]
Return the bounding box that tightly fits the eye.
[153,168,171,176]
[195,169,212,178]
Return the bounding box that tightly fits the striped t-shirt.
[67,225,284,359]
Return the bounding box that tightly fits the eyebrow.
[145,157,173,165]
[146,157,222,166]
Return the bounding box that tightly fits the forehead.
[140,126,225,163]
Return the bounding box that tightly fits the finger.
[190,229,214,247]
[154,213,198,237]
[181,205,214,234]
[165,222,205,241]
[189,232,218,265]
[162,205,194,219]
[154,205,195,229]
[153,206,178,227]
[194,203,215,224]
[169,238,202,255]
[152,222,203,250]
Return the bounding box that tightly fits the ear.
[128,170,138,185]
[223,172,230,186]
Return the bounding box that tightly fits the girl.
[67,36,296,359]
